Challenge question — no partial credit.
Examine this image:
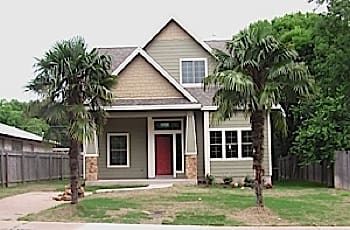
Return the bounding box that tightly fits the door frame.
[152,118,184,178]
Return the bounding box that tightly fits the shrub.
[206,174,215,185]
[223,176,233,185]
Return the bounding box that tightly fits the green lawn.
[19,181,350,226]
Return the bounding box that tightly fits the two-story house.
[83,18,272,184]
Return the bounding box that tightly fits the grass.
[0,179,69,199]
[19,180,350,226]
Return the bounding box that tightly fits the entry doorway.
[155,134,173,175]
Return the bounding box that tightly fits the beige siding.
[98,118,148,179]
[145,22,215,82]
[194,111,204,179]
[112,55,183,99]
[210,160,254,179]
[210,112,250,128]
[209,112,271,178]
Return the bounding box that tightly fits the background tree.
[206,21,313,207]
[27,37,115,204]
[0,99,49,136]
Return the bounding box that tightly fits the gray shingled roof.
[111,98,194,106]
[97,47,137,72]
[205,40,230,52]
[185,87,218,106]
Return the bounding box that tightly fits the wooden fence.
[335,151,350,190]
[0,150,83,187]
[278,151,350,189]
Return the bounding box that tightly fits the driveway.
[0,192,61,221]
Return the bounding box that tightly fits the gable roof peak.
[111,47,198,103]
[143,17,212,55]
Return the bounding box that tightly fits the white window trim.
[107,133,130,168]
[179,58,208,87]
[209,127,253,161]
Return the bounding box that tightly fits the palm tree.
[205,21,313,207]
[27,37,115,204]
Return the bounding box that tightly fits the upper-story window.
[180,58,207,86]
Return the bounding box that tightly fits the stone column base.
[85,156,98,181]
[185,155,197,179]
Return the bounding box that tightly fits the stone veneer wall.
[85,156,98,181]
[185,155,197,179]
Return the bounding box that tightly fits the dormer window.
[180,58,208,87]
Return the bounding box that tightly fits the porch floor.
[86,178,197,186]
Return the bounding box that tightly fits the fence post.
[49,155,52,180]
[21,152,25,183]
[60,155,64,180]
[0,151,3,187]
[5,152,9,187]
[36,154,40,181]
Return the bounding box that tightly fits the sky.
[0,0,322,101]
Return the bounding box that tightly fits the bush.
[206,174,215,185]
[223,176,233,185]
[243,175,255,188]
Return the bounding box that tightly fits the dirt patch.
[106,208,132,217]
[233,207,290,226]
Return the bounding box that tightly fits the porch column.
[84,130,99,181]
[185,112,197,179]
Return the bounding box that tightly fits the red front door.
[155,134,173,175]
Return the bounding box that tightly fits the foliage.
[205,20,313,206]
[0,99,49,136]
[288,0,350,166]
[243,175,255,188]
[206,174,216,185]
[222,176,233,185]
[290,92,350,166]
[27,36,115,204]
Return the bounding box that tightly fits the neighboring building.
[0,123,53,153]
[84,18,272,183]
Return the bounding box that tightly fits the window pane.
[210,131,222,158]
[181,60,205,84]
[242,131,252,143]
[241,131,252,158]
[242,145,253,158]
[226,145,238,158]
[194,61,205,83]
[210,145,222,158]
[182,61,193,83]
[210,131,222,144]
[154,121,181,130]
[176,134,182,171]
[109,135,128,166]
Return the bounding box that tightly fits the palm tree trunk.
[69,138,80,204]
[251,110,265,207]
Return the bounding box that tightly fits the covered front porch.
[84,110,203,182]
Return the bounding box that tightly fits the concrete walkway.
[1,222,350,230]
[0,192,61,221]
[95,183,173,193]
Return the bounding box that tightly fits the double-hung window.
[209,129,253,160]
[180,58,207,86]
[107,133,129,167]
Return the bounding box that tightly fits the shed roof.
[0,122,43,142]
